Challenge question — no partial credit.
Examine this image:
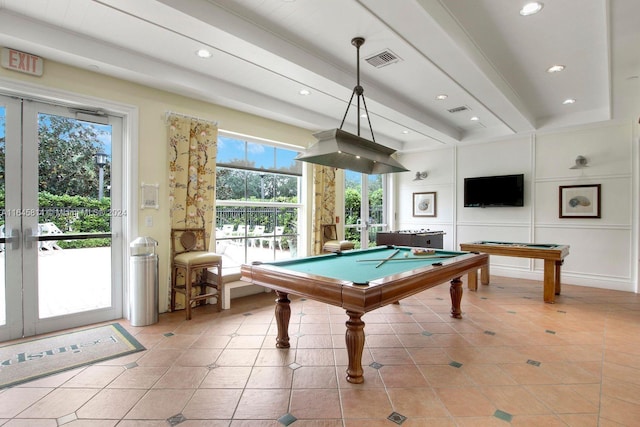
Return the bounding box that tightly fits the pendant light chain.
[338,37,376,143]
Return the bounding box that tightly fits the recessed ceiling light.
[520,2,543,16]
[435,94,448,100]
[547,65,565,73]
[298,89,310,95]
[196,49,212,58]
[562,98,576,105]
[360,113,368,118]
[401,130,410,134]
[470,116,480,121]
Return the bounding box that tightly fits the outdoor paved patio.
[0,243,294,324]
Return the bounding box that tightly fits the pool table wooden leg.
[481,264,490,285]
[450,277,463,319]
[555,260,563,295]
[467,269,478,291]
[345,310,365,384]
[274,291,291,348]
[543,260,556,304]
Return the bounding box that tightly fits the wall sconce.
[569,156,589,169]
[413,171,428,181]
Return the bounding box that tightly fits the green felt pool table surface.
[470,241,564,249]
[267,246,467,285]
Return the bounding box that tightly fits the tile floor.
[1,275,639,426]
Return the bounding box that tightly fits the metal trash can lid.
[130,236,158,248]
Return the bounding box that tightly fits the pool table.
[459,241,570,303]
[240,245,488,384]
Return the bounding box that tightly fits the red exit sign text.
[1,48,43,76]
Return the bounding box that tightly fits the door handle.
[6,228,20,250]
[23,227,38,250]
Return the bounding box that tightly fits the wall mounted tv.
[464,174,524,207]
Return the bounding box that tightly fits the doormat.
[0,323,145,389]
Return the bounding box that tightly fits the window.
[215,134,302,268]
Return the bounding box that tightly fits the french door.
[344,170,386,248]
[0,95,123,341]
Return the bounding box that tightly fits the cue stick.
[358,255,456,262]
[375,248,400,268]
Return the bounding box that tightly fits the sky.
[218,135,300,173]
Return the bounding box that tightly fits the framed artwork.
[140,182,160,209]
[559,184,601,218]
[413,192,436,217]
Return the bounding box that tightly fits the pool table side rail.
[459,242,569,261]
[343,252,489,312]
[240,263,349,307]
[240,252,489,313]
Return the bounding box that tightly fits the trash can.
[129,236,159,326]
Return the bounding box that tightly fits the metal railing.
[216,206,298,233]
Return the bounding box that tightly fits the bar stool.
[170,228,222,320]
[321,224,355,253]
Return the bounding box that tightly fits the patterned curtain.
[168,114,218,251]
[311,165,336,255]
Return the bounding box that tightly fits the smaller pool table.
[459,241,570,303]
[241,245,488,384]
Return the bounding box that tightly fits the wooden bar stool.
[170,228,222,320]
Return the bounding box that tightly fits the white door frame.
[0,77,138,340]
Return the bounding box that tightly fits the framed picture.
[559,184,601,218]
[413,192,436,217]
[140,182,160,209]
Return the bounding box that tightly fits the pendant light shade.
[296,37,408,174]
[296,129,408,174]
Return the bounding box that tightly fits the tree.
[37,115,110,197]
[0,113,110,196]
[216,165,299,201]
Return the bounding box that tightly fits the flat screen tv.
[464,174,524,207]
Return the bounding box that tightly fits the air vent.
[365,49,401,68]
[447,106,469,113]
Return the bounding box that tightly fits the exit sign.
[1,47,43,76]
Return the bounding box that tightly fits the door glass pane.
[0,105,5,326]
[345,170,362,248]
[367,174,384,247]
[37,113,112,318]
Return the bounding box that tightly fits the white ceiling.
[0,0,638,152]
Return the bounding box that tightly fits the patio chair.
[268,226,285,250]
[249,225,266,247]
[233,224,249,245]
[215,224,235,250]
[38,222,64,251]
[170,228,222,320]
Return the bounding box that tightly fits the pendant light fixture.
[296,37,408,174]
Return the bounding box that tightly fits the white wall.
[0,59,315,314]
[396,121,637,293]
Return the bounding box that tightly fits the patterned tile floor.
[1,275,639,426]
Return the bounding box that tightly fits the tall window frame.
[214,132,303,268]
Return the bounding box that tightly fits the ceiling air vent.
[365,49,401,68]
[447,106,469,113]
